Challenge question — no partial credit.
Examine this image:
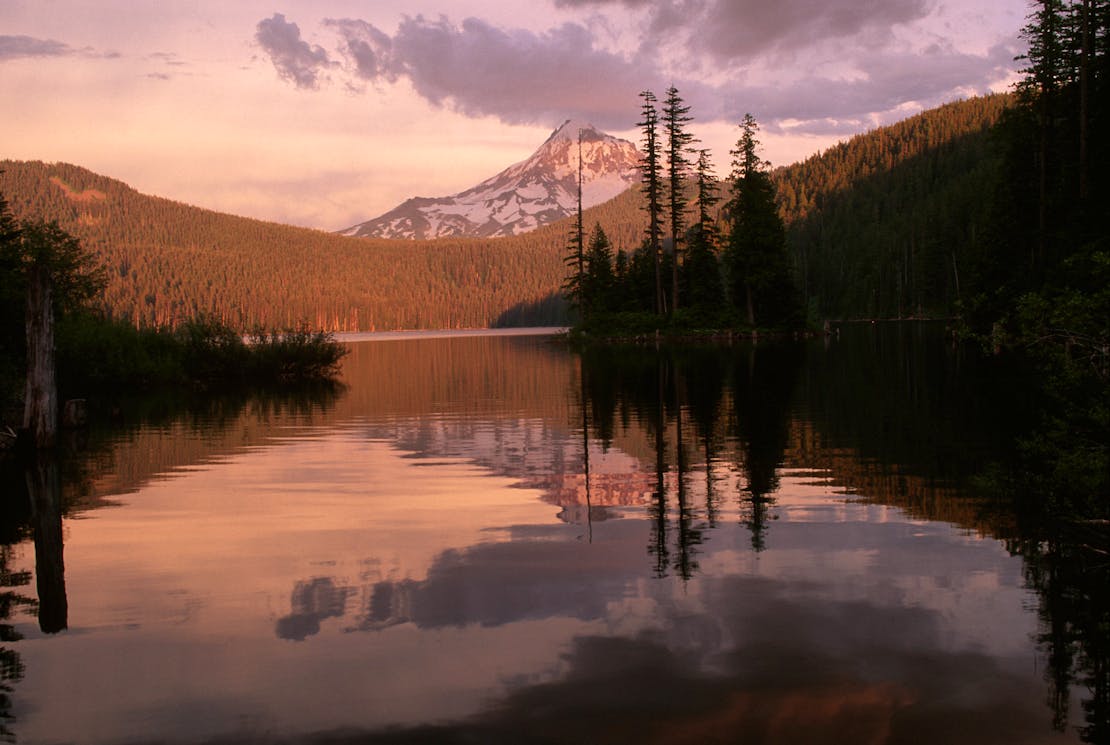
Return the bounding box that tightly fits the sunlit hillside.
[0,161,642,331]
[0,94,1013,330]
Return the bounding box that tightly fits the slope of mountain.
[340,120,640,240]
[0,159,634,331]
[0,94,1017,333]
[775,93,1014,319]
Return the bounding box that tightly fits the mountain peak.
[340,121,640,240]
[547,119,601,144]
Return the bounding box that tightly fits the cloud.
[0,35,75,61]
[255,13,332,90]
[323,18,397,83]
[725,36,1021,131]
[256,6,1019,136]
[322,14,650,128]
[705,0,933,59]
[553,0,934,58]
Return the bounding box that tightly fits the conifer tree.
[561,130,587,316]
[583,223,615,317]
[693,148,719,234]
[1,189,24,400]
[683,149,724,315]
[638,90,665,315]
[1019,0,1068,269]
[663,86,694,312]
[0,190,19,247]
[613,248,630,310]
[561,224,585,316]
[724,114,800,328]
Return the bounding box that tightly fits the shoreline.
[333,327,568,343]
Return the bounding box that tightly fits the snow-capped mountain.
[339,120,640,240]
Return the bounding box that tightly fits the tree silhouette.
[725,114,801,329]
[682,149,725,319]
[663,86,695,313]
[582,223,615,317]
[638,91,665,316]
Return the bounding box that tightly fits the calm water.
[0,326,1101,744]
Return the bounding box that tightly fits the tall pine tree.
[638,90,665,316]
[561,129,587,318]
[663,86,694,313]
[583,223,615,317]
[724,114,800,329]
[683,149,725,317]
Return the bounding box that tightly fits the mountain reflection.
[0,330,1105,744]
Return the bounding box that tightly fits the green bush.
[176,316,252,387]
[56,312,185,393]
[49,313,348,397]
[246,326,348,383]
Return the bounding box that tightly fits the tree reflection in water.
[577,341,802,567]
[0,382,343,741]
[575,334,1107,743]
[0,330,1105,743]
[1,454,67,742]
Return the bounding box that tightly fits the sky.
[1,0,1028,231]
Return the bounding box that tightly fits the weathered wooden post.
[23,262,57,449]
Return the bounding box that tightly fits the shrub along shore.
[1,312,348,451]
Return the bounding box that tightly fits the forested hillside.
[0,161,632,331]
[0,94,1022,330]
[774,93,1014,319]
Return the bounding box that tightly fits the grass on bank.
[53,313,348,395]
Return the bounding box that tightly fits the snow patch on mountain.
[339,120,640,240]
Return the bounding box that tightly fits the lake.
[0,325,1102,744]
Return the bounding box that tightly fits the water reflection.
[26,457,67,635]
[276,577,352,642]
[0,501,32,744]
[0,329,1103,743]
[576,341,804,568]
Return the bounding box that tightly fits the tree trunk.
[671,241,680,314]
[1079,0,1090,200]
[24,263,57,449]
[27,455,68,633]
[654,240,665,316]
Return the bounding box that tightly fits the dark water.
[0,326,1104,744]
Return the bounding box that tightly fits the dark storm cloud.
[255,13,332,90]
[0,35,75,60]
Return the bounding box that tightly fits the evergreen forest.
[0,93,1054,338]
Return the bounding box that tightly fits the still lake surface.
[0,325,1100,744]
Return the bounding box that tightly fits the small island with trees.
[563,91,803,339]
